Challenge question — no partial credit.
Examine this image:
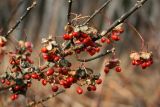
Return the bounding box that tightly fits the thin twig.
[7,0,26,24]
[5,1,37,38]
[101,0,148,37]
[27,89,65,107]
[126,22,145,51]
[82,0,112,26]
[67,0,72,25]
[77,48,115,62]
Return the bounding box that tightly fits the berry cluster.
[101,24,124,44]
[130,51,153,69]
[1,41,33,100]
[0,22,154,101]
[41,36,63,62]
[0,34,105,101]
[63,25,101,56]
[104,58,122,74]
[40,36,103,94]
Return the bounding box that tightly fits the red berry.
[83,37,91,44]
[96,79,102,84]
[135,60,141,65]
[46,68,54,76]
[115,66,121,72]
[42,53,49,60]
[63,80,68,87]
[60,80,65,85]
[81,33,88,38]
[106,38,111,44]
[95,47,100,53]
[91,85,96,91]
[24,74,31,80]
[11,95,15,101]
[10,60,15,65]
[14,85,21,91]
[111,35,120,41]
[146,60,152,67]
[1,79,5,84]
[6,80,11,85]
[42,79,47,86]
[31,73,39,79]
[11,94,18,101]
[54,56,60,61]
[14,94,18,99]
[52,86,59,92]
[132,60,136,65]
[76,87,83,94]
[104,67,110,74]
[72,32,79,37]
[63,34,72,40]
[101,37,106,43]
[41,47,48,53]
[66,77,73,84]
[141,63,147,69]
[88,50,96,56]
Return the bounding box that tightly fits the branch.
[27,89,65,107]
[101,0,148,37]
[82,0,112,26]
[67,0,72,25]
[77,48,115,62]
[7,0,26,24]
[5,1,37,38]
[63,0,148,50]
[62,0,112,50]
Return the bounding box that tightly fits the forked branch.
[63,0,148,50]
[101,0,149,37]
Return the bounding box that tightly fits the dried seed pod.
[130,52,140,60]
[64,25,74,33]
[140,51,152,60]
[105,58,120,69]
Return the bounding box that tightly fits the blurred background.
[0,0,160,107]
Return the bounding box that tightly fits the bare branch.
[67,0,73,25]
[82,0,112,26]
[77,48,115,62]
[7,0,26,24]
[27,89,65,107]
[5,1,37,38]
[101,0,148,37]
